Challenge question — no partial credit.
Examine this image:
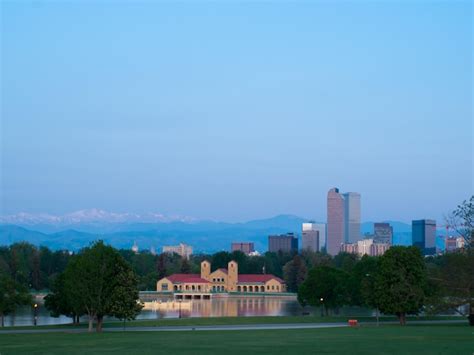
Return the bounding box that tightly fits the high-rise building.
[302,223,319,252]
[231,242,255,255]
[314,223,327,251]
[268,233,298,253]
[343,192,361,243]
[374,223,393,245]
[162,243,193,259]
[412,219,436,255]
[327,188,361,255]
[327,188,345,255]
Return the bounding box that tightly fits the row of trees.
[297,247,473,325]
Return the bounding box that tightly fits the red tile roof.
[238,274,285,284]
[165,274,210,284]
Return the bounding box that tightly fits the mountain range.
[0,209,426,252]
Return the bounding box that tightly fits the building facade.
[445,236,465,252]
[162,243,193,259]
[327,188,361,255]
[327,188,345,255]
[340,239,390,257]
[302,223,319,252]
[268,233,298,253]
[231,242,255,255]
[156,260,286,297]
[412,219,436,255]
[374,222,393,245]
[343,192,361,244]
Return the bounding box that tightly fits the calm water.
[3,296,373,327]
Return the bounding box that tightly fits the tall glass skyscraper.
[327,188,361,255]
[412,219,436,255]
[343,192,361,244]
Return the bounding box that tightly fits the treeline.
[297,247,474,325]
[0,241,328,291]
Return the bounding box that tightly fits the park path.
[0,319,466,334]
[0,322,347,334]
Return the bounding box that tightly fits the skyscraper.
[412,219,436,255]
[302,222,319,252]
[374,222,393,244]
[327,188,345,255]
[327,188,361,255]
[343,192,361,243]
[268,233,298,253]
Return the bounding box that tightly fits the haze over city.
[1,2,472,223]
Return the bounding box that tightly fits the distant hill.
[0,215,446,253]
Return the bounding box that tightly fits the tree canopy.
[374,246,427,325]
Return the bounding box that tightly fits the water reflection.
[3,296,373,327]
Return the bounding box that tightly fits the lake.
[2,295,373,327]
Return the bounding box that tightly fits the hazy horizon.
[1,2,472,223]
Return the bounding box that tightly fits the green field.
[0,314,464,330]
[0,325,472,354]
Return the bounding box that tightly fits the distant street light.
[33,303,38,326]
[320,298,324,317]
[178,299,182,319]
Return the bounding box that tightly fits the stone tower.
[227,260,238,292]
[201,260,211,281]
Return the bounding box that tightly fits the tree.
[283,255,307,292]
[426,251,474,324]
[180,258,191,273]
[333,252,358,273]
[110,269,143,330]
[156,253,167,279]
[374,246,427,325]
[351,255,380,307]
[64,241,142,332]
[0,271,32,327]
[447,196,474,248]
[298,266,350,314]
[44,272,84,324]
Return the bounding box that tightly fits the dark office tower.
[412,219,436,255]
[327,188,345,255]
[374,223,393,245]
[268,233,298,253]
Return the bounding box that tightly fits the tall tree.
[447,196,474,248]
[426,251,474,324]
[283,255,307,292]
[44,271,84,324]
[374,246,427,325]
[180,258,191,273]
[298,266,350,314]
[64,241,142,332]
[0,271,32,327]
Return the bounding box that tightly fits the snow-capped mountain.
[0,209,197,226]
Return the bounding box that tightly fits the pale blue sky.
[1,1,472,222]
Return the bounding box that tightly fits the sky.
[1,1,472,223]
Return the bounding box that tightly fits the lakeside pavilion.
[156,260,286,299]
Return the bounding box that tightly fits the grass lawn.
[0,325,472,354]
[0,314,464,331]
